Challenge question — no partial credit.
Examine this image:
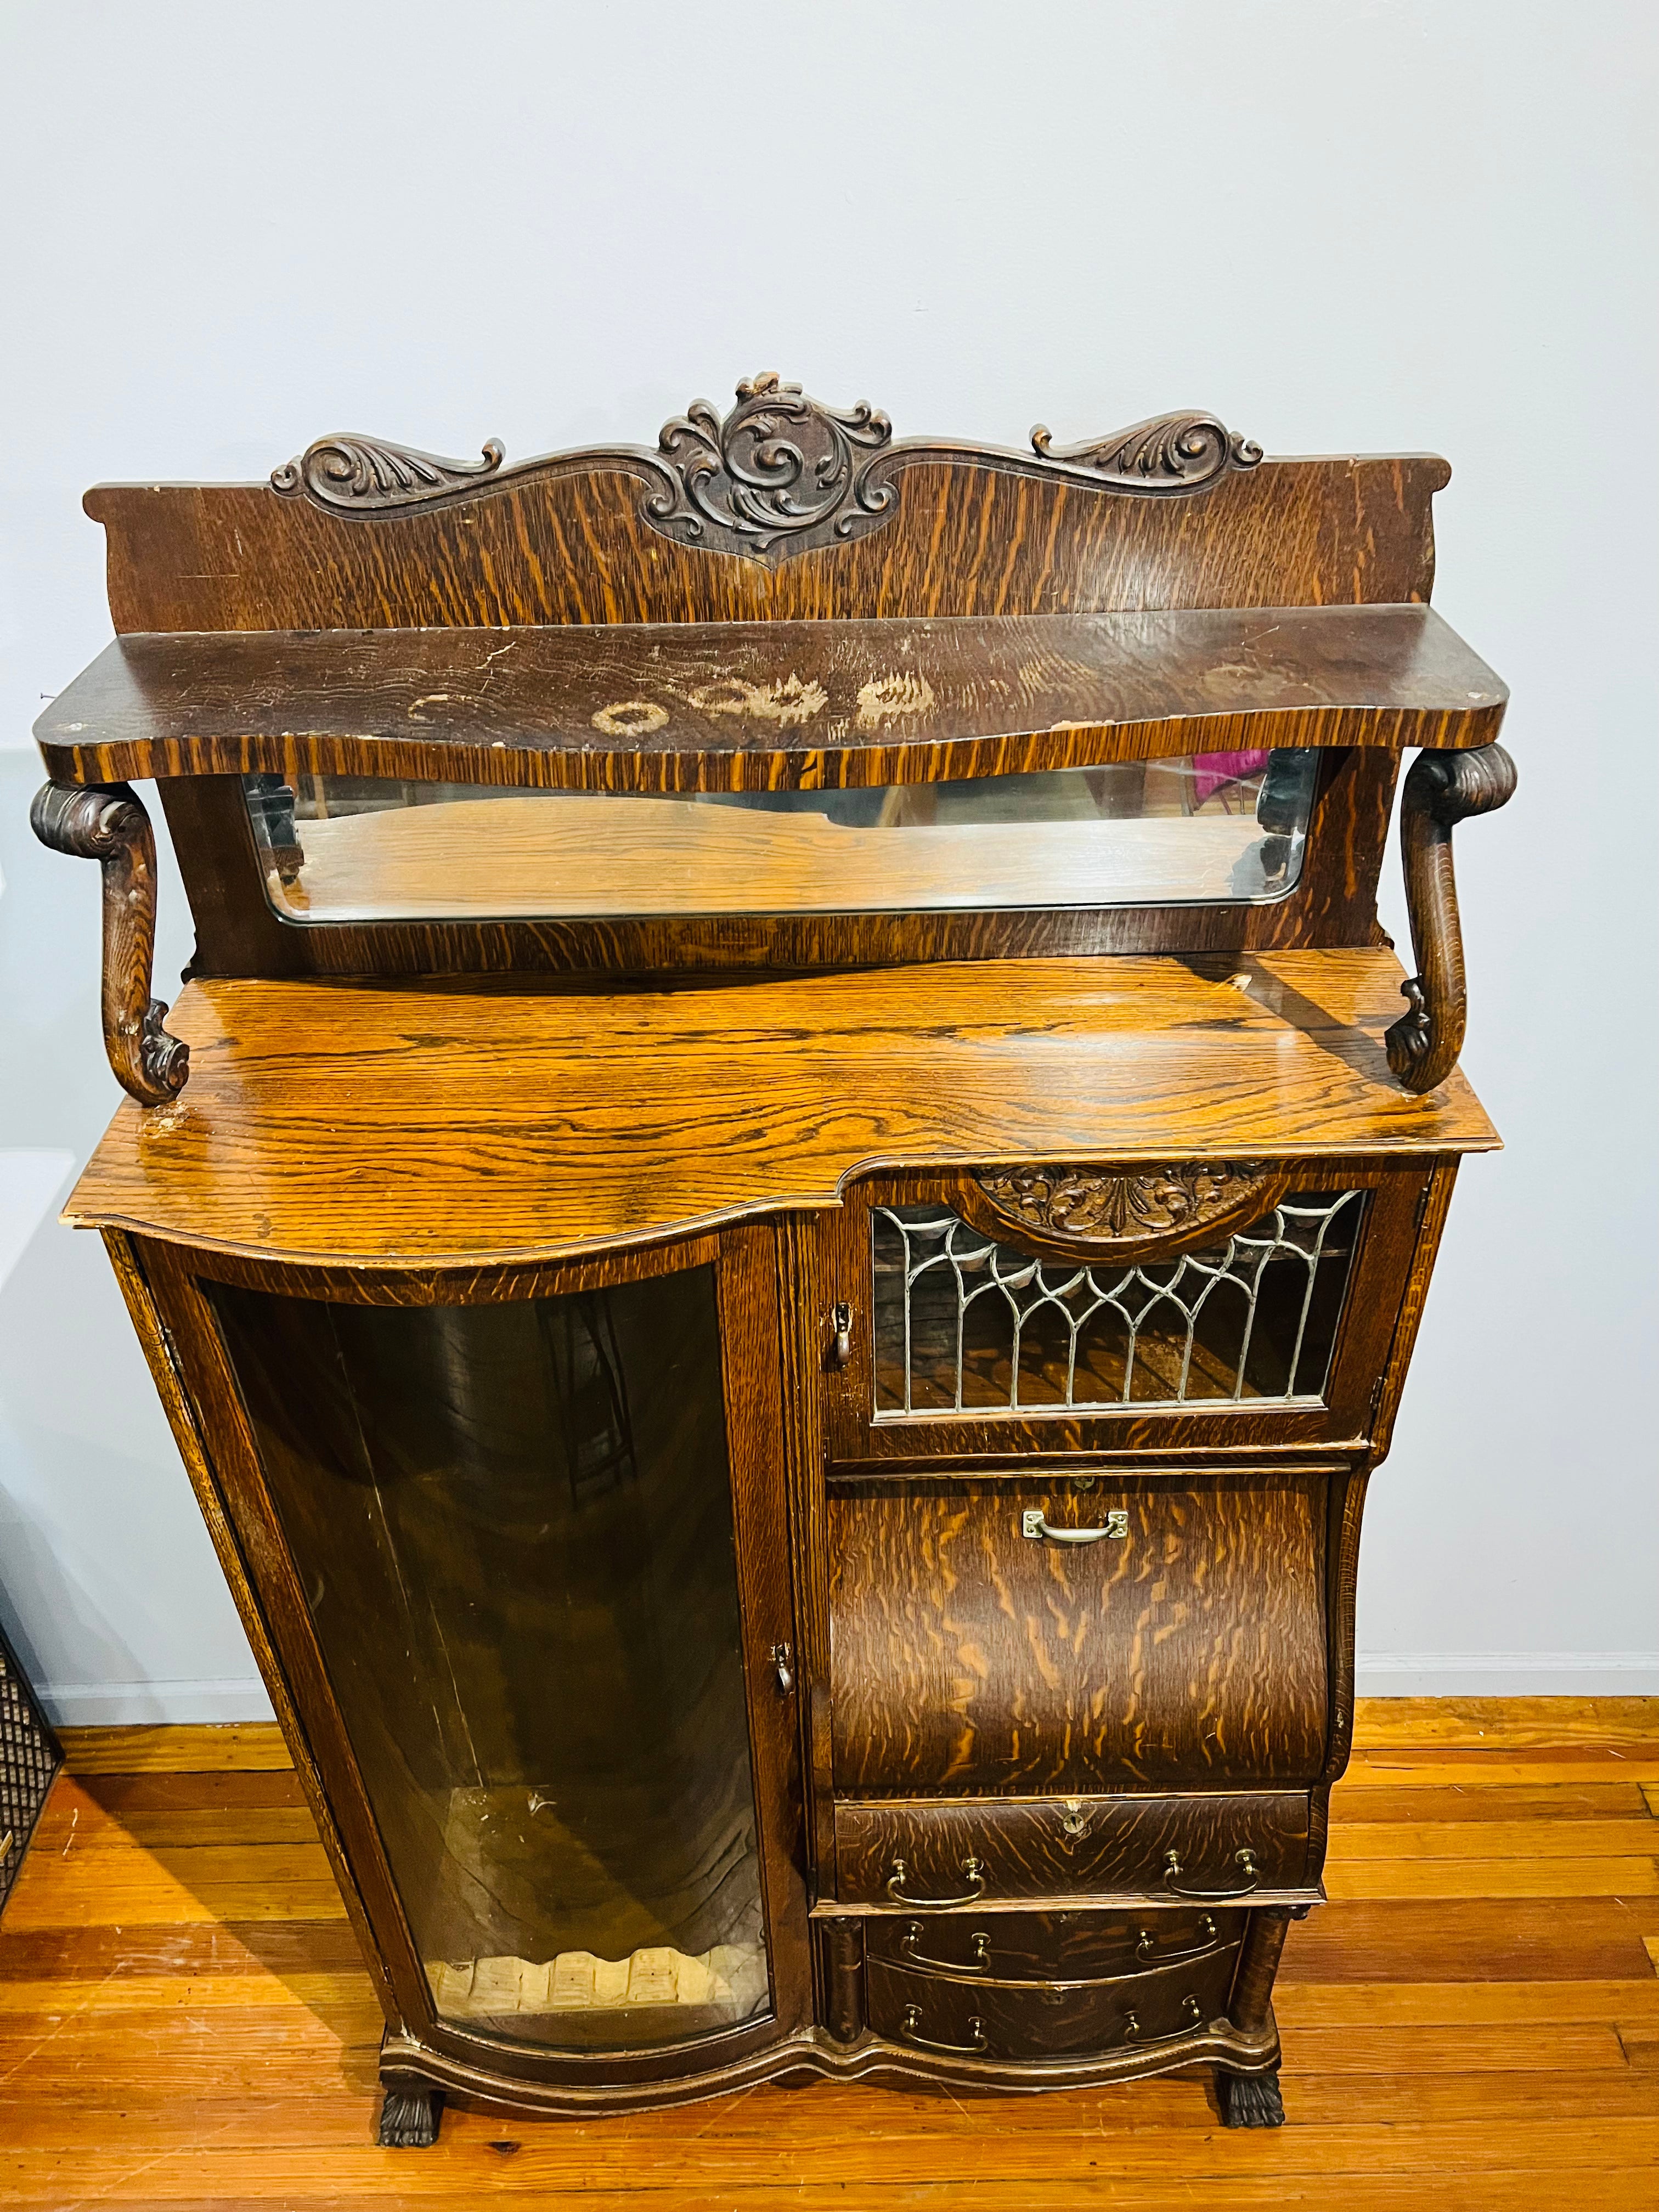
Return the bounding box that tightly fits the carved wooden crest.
[269,374,1262,566]
[966,1161,1280,1265]
[646,372,895,556]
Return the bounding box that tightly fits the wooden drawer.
[834,1791,1311,1909]
[866,1943,1242,2062]
[866,1904,1245,1984]
[830,1470,1330,1795]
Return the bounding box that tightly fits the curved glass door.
[207,1264,768,2051]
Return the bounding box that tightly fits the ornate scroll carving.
[266,376,1261,559]
[1029,411,1263,492]
[1385,741,1518,1094]
[646,372,896,557]
[967,1161,1279,1265]
[30,782,190,1106]
[271,433,505,512]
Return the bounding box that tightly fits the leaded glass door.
[821,1161,1430,1465]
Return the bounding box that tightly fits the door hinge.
[1413,1177,1433,1233]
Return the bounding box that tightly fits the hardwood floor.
[2,1700,1656,2208]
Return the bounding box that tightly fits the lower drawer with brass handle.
[833,1791,1312,1909]
[866,1904,1246,1985]
[867,1943,1242,2063]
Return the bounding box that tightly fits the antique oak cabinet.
[32,376,1513,2141]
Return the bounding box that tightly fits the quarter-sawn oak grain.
[34,605,1506,791]
[63,950,1496,1268]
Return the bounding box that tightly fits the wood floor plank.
[55,2188,1650,2212]
[1324,1854,1659,1900]
[0,1971,373,2015]
[1327,1782,1655,1822]
[33,1776,320,1852]
[1,1871,350,1929]
[2,2112,1656,2197]
[0,1920,368,1980]
[1330,1816,1659,1859]
[1277,1898,1656,1982]
[1340,1751,1659,1787]
[1275,1976,1659,2027]
[58,1724,292,1773]
[1350,1697,1659,1748]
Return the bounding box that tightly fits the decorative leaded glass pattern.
[872,1189,1364,1417]
[0,1616,62,1915]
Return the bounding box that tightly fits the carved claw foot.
[377,2086,442,2147]
[1216,2067,1285,2128]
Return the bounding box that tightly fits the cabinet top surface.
[66,950,1497,1271]
[36,606,1506,792]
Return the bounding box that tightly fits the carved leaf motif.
[647,371,897,557]
[1029,411,1262,492]
[271,434,506,511]
[974,1162,1271,1248]
[266,382,1263,551]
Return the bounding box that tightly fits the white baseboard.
[40,1659,1659,1726]
[42,1678,276,1726]
[1355,1652,1659,1699]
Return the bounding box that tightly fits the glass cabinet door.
[205,1258,774,2053]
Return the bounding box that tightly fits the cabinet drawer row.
[831,1790,1313,1910]
[867,1904,1244,1984]
[867,1943,1243,2064]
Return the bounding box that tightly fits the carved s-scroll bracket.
[30,781,190,1107]
[1384,742,1517,1094]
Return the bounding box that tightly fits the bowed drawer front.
[829,1470,1334,1797]
[864,1905,1246,1984]
[833,1790,1313,1910]
[866,1942,1243,2064]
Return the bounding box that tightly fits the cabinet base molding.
[378,2012,1280,2125]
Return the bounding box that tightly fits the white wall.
[2,0,1654,1720]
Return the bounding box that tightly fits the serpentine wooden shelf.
[37,604,1505,792]
[30,374,1514,2141]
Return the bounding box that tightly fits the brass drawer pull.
[900,1922,991,1974]
[887,1855,986,1908]
[1022,1508,1128,1545]
[1163,1846,1260,1901]
[898,2003,988,2056]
